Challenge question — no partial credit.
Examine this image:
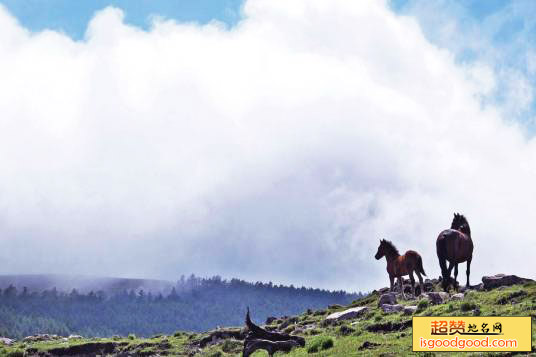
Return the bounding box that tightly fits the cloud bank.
[0,0,534,291]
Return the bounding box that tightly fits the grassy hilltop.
[0,278,534,356]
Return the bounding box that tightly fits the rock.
[366,320,412,333]
[265,316,277,325]
[381,304,404,313]
[0,337,15,346]
[46,342,121,356]
[198,328,247,348]
[378,292,397,306]
[325,307,368,322]
[451,293,464,300]
[403,306,418,315]
[482,274,534,290]
[378,287,390,294]
[425,292,449,305]
[279,317,298,329]
[358,341,380,350]
[23,334,62,343]
[68,334,83,340]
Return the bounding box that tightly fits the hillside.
[0,274,533,356]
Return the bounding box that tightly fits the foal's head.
[375,239,399,260]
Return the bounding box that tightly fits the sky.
[0,0,535,293]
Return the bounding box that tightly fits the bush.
[221,339,242,353]
[338,325,355,336]
[128,334,136,340]
[6,350,24,357]
[307,336,334,353]
[321,338,334,350]
[460,302,477,312]
[417,299,429,311]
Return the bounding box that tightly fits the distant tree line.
[0,275,363,339]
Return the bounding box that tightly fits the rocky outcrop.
[403,306,417,315]
[325,307,368,321]
[366,319,412,333]
[0,337,15,346]
[482,274,534,290]
[198,328,246,347]
[380,304,403,313]
[424,292,449,305]
[378,292,397,306]
[451,293,464,300]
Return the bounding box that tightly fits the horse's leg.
[409,271,416,297]
[466,257,472,288]
[444,261,454,291]
[454,263,459,291]
[389,275,394,292]
[416,271,424,296]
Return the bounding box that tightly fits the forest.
[0,275,362,339]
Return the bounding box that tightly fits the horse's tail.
[436,233,448,277]
[417,254,427,276]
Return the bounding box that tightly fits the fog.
[0,0,534,292]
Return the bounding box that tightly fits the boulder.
[0,337,15,346]
[23,334,61,343]
[403,306,418,315]
[451,293,464,301]
[482,274,534,290]
[68,334,83,340]
[325,307,368,322]
[378,292,397,306]
[425,292,449,305]
[381,304,404,313]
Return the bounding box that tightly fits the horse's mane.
[381,239,400,256]
[450,213,471,236]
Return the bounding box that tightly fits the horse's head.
[451,212,471,236]
[375,239,386,260]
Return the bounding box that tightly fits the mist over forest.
[0,274,363,339]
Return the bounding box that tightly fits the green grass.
[0,282,534,356]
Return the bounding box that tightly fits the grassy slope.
[0,281,534,357]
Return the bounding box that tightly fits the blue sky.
[0,0,245,38]
[1,0,534,130]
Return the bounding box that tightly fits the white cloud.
[0,0,534,292]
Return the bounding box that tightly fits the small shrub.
[173,331,183,337]
[338,325,355,336]
[128,334,136,340]
[283,325,295,334]
[221,339,242,353]
[417,299,429,311]
[307,336,334,353]
[321,338,334,350]
[208,351,222,357]
[6,350,24,357]
[447,303,455,312]
[374,314,382,322]
[460,302,477,312]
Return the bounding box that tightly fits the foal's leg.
[398,276,405,299]
[466,257,472,288]
[409,271,416,297]
[416,271,424,296]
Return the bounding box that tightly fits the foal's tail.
[417,255,427,276]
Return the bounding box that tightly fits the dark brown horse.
[436,213,473,291]
[375,239,426,298]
